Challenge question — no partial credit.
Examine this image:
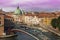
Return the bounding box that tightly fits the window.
[0,21,1,24]
[0,17,1,19]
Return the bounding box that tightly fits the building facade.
[0,12,4,35]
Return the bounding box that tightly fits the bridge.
[20,24,60,36]
[26,23,60,36]
[11,29,39,40]
[7,23,60,40]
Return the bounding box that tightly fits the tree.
[51,16,60,30]
[57,16,60,30]
[51,18,58,29]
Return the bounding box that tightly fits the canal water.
[16,32,37,40]
[0,32,37,40]
[4,23,60,40]
[9,26,60,40]
[14,25,60,40]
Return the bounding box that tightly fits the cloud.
[0,0,60,12]
[2,7,16,12]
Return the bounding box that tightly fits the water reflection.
[15,32,37,40]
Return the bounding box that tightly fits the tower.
[14,6,22,15]
[13,6,23,23]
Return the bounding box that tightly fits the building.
[12,6,24,24]
[54,11,60,17]
[4,15,14,34]
[0,11,4,35]
[24,13,39,25]
[3,6,60,28]
[38,13,56,26]
[4,15,13,21]
[0,7,59,36]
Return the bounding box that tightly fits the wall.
[0,14,4,35]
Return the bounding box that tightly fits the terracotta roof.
[5,15,13,18]
[25,13,35,16]
[38,13,55,18]
[55,12,60,15]
[0,13,5,15]
[25,12,56,18]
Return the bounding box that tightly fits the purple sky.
[0,0,60,12]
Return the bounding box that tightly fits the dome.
[14,6,22,15]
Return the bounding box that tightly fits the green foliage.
[58,16,60,30]
[51,18,58,28]
[58,16,60,22]
[51,16,60,30]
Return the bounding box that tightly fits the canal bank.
[0,34,17,40]
[15,24,60,40]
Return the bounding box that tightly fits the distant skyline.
[0,0,60,12]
